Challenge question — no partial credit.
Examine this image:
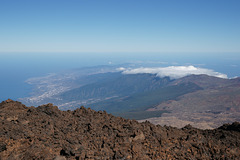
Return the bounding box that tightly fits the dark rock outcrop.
[0,99,240,159]
[218,122,240,132]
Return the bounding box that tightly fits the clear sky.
[0,0,240,53]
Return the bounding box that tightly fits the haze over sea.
[0,52,240,102]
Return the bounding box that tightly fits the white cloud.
[122,66,228,79]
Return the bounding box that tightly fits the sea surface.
[0,52,240,101]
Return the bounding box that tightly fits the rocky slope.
[1,99,240,159]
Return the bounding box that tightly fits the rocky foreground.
[0,100,240,159]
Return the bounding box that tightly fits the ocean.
[0,52,240,101]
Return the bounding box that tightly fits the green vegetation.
[90,82,202,114]
[58,73,202,120]
[59,73,171,101]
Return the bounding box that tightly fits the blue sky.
[0,0,240,53]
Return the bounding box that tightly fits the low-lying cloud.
[121,66,228,79]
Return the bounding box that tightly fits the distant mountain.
[58,73,175,110]
[22,70,202,117]
[90,82,201,113]
[170,74,235,88]
[1,100,240,159]
[19,66,240,129]
[59,73,170,101]
[19,65,128,106]
[20,66,177,109]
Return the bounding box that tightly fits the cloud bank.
[121,66,228,79]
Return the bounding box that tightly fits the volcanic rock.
[0,100,240,159]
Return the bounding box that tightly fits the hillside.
[19,68,240,129]
[1,99,240,159]
[58,73,172,109]
[143,75,240,129]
